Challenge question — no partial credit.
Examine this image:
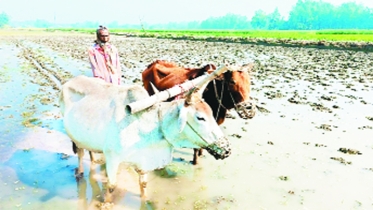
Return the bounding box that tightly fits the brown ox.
[142,60,255,165]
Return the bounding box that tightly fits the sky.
[1,0,373,25]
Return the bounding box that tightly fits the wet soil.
[0,30,373,210]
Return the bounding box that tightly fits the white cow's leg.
[76,173,88,209]
[136,169,148,200]
[88,151,98,171]
[75,148,85,178]
[104,156,120,203]
[192,149,199,165]
[192,148,204,165]
[89,151,95,162]
[89,165,104,203]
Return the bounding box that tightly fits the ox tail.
[72,141,77,154]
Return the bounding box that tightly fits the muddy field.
[0,30,373,210]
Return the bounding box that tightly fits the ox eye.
[197,116,205,121]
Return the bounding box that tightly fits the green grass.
[315,29,373,35]
[14,28,373,42]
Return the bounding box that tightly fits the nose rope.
[212,76,254,119]
[158,102,211,146]
[212,78,232,119]
[186,120,230,159]
[186,121,211,145]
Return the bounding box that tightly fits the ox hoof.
[74,168,84,179]
[97,202,114,209]
[190,160,198,165]
[103,186,116,203]
[104,193,114,204]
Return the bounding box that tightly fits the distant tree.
[187,21,201,29]
[34,19,52,28]
[200,13,250,29]
[314,2,335,29]
[0,12,10,28]
[71,21,99,28]
[267,8,284,29]
[282,0,373,30]
[251,10,268,29]
[200,17,216,29]
[287,0,314,29]
[6,0,373,30]
[336,2,371,29]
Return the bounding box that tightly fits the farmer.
[88,25,122,85]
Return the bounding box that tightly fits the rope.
[212,79,229,120]
[212,76,254,120]
[186,121,211,144]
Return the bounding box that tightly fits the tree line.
[1,0,373,30]
[259,0,373,30]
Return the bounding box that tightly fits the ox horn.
[185,80,208,105]
[126,65,228,114]
[150,82,160,94]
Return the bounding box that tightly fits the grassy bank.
[49,28,373,42]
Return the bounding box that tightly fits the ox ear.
[205,64,216,74]
[185,84,207,105]
[178,105,188,133]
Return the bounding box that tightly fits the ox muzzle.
[204,137,231,160]
[235,101,256,119]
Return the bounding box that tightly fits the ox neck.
[212,79,230,110]
[210,78,244,111]
[156,102,176,146]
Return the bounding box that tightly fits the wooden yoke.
[126,65,229,114]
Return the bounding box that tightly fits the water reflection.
[76,164,106,210]
[75,157,155,210]
[4,149,77,201]
[2,149,147,209]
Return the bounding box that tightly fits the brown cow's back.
[142,60,215,96]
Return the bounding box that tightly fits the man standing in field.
[88,25,122,85]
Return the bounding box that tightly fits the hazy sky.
[1,0,372,24]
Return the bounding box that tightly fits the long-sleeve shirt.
[88,43,121,85]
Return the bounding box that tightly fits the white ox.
[59,75,231,202]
